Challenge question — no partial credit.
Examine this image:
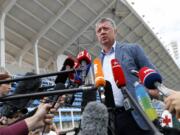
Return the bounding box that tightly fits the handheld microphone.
[138,67,172,96]
[77,50,91,84]
[78,101,109,135]
[93,58,106,102]
[41,83,66,134]
[47,83,66,104]
[134,81,158,121]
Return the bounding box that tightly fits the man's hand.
[164,91,180,118]
[25,103,55,131]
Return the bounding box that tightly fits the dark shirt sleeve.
[0,120,28,135]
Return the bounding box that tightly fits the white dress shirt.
[102,41,124,107]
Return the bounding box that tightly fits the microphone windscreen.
[138,67,162,89]
[55,57,75,84]
[79,101,109,135]
[77,50,91,64]
[93,58,106,87]
[1,72,41,117]
[63,56,75,68]
[111,59,126,87]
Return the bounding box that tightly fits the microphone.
[93,58,106,102]
[138,67,172,96]
[104,80,115,108]
[41,83,66,134]
[77,50,96,108]
[1,72,41,118]
[78,101,109,135]
[55,56,75,84]
[47,83,66,104]
[77,50,91,84]
[111,59,132,110]
[111,59,126,87]
[134,81,158,121]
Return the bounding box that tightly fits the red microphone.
[77,50,92,83]
[74,60,80,69]
[77,50,91,65]
[111,59,134,111]
[138,67,172,96]
[111,59,126,88]
[138,67,162,87]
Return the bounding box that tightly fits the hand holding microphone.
[138,67,173,97]
[111,59,161,134]
[164,91,180,118]
[137,67,180,118]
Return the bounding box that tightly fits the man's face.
[96,21,117,47]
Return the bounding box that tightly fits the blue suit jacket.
[99,41,157,130]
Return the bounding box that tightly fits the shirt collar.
[101,41,116,55]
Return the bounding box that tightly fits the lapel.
[115,41,124,64]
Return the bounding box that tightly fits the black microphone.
[1,72,41,118]
[55,56,75,84]
[39,83,66,134]
[104,80,115,108]
[78,101,109,135]
[9,83,66,126]
[47,83,66,105]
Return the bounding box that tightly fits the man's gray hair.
[95,17,117,29]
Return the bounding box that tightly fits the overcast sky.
[126,0,180,65]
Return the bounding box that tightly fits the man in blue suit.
[95,17,157,135]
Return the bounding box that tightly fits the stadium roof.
[0,0,180,89]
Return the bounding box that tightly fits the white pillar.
[58,108,63,130]
[33,40,40,74]
[71,109,75,128]
[0,13,6,67]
